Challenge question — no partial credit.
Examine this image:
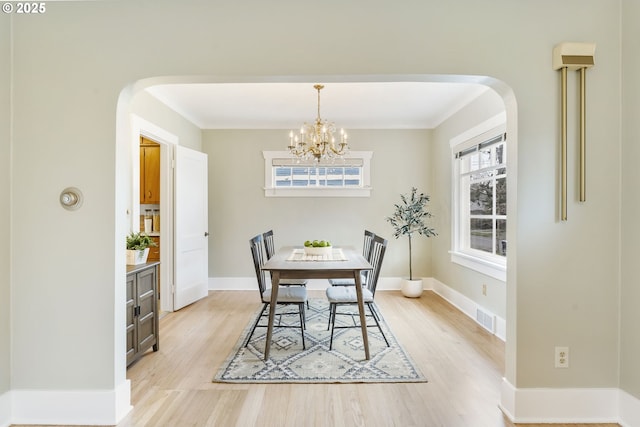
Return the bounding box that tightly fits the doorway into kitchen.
[139,136,163,314]
[131,115,177,314]
[130,114,209,314]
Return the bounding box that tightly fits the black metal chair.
[244,234,307,349]
[263,229,309,307]
[325,234,390,350]
[328,230,376,287]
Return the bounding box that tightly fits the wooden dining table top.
[261,246,372,279]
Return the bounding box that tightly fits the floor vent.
[476,307,496,334]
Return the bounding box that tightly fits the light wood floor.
[16,290,619,427]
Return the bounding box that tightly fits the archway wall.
[0,12,11,402]
[620,0,640,400]
[5,0,625,421]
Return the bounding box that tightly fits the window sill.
[449,250,506,282]
[264,187,372,198]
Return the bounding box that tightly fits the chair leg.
[302,302,307,328]
[244,303,268,347]
[329,303,338,350]
[368,303,381,322]
[298,303,306,349]
[367,303,390,347]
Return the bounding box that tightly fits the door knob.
[204,232,209,237]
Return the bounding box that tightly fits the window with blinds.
[457,132,507,257]
[271,158,364,188]
[450,118,507,281]
[263,151,373,197]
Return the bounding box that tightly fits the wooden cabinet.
[126,262,159,367]
[140,138,160,204]
[147,236,160,262]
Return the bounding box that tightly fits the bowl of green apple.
[303,239,332,256]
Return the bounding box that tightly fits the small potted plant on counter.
[126,231,157,265]
[386,187,437,297]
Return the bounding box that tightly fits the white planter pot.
[126,248,149,265]
[401,278,423,298]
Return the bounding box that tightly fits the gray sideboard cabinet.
[126,261,160,367]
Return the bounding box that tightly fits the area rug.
[213,298,427,383]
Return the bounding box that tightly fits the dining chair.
[244,234,307,349]
[328,229,376,287]
[325,234,390,350]
[263,229,309,308]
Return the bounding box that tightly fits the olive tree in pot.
[386,187,437,297]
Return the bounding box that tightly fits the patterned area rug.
[213,298,427,383]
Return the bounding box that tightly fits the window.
[450,114,507,281]
[274,165,363,188]
[263,151,372,197]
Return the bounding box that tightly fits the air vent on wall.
[476,307,496,334]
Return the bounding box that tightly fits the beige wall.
[2,0,634,422]
[130,91,202,152]
[0,13,10,396]
[203,129,433,279]
[620,0,640,399]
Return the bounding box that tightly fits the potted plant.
[386,187,437,297]
[126,231,157,265]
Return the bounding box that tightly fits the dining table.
[261,246,373,361]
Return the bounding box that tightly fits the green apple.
[304,240,311,247]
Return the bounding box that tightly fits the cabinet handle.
[147,191,152,198]
[204,232,209,237]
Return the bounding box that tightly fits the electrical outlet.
[555,346,569,368]
[482,284,487,296]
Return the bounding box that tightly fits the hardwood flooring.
[15,290,619,427]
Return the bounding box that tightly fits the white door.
[174,145,209,310]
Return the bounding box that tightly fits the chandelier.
[288,84,349,162]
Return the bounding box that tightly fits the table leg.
[354,269,370,360]
[264,270,280,360]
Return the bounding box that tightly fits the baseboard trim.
[0,390,10,427]
[427,277,506,341]
[209,277,258,290]
[500,377,640,425]
[620,388,640,427]
[11,380,132,426]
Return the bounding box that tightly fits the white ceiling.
[145,82,489,130]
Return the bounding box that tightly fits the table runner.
[286,248,348,261]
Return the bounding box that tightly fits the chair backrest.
[249,234,268,299]
[362,230,376,261]
[366,234,388,297]
[262,229,275,260]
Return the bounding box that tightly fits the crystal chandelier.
[288,84,349,162]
